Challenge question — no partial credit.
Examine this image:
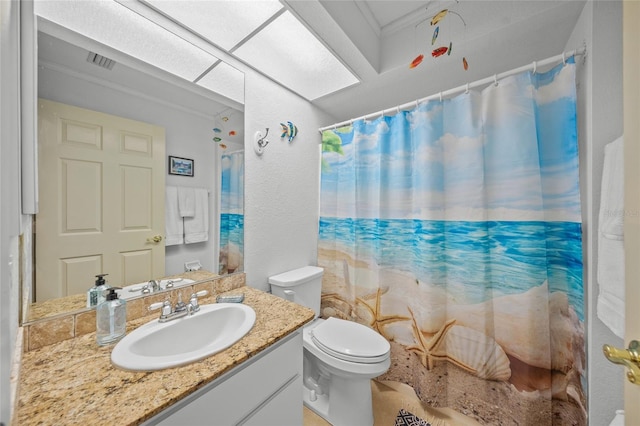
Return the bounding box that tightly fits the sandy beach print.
[318,243,586,426]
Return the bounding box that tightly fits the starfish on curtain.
[356,287,409,338]
[406,306,457,370]
[321,288,409,338]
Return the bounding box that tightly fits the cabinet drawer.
[153,330,302,426]
[241,375,303,426]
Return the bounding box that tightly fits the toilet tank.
[268,266,324,317]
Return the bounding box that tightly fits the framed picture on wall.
[168,156,194,177]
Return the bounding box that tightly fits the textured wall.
[566,2,624,425]
[1,1,23,422]
[243,70,335,291]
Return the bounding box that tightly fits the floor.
[302,380,482,426]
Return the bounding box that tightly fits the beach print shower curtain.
[318,58,585,425]
[219,151,244,274]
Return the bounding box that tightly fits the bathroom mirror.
[22,7,245,324]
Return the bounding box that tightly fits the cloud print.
[535,63,576,105]
[321,59,579,223]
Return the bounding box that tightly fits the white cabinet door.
[150,331,303,426]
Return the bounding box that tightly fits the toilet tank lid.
[268,266,324,287]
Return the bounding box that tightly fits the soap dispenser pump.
[87,273,110,308]
[96,287,126,346]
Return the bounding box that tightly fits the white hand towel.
[177,186,195,218]
[184,188,209,244]
[597,136,625,338]
[165,186,184,246]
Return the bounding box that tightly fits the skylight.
[144,0,359,100]
[233,10,359,100]
[34,0,219,82]
[197,61,245,105]
[143,0,284,51]
[35,0,360,101]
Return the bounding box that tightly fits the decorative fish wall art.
[281,121,298,142]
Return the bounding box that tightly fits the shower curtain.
[219,151,244,274]
[318,59,585,425]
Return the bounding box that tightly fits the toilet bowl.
[269,266,391,426]
[302,318,390,426]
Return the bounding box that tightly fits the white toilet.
[269,266,390,426]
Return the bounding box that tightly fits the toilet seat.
[310,317,390,364]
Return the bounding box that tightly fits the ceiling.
[35,0,588,130]
[292,0,588,122]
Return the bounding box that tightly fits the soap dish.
[216,293,245,303]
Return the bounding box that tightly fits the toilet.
[269,266,390,426]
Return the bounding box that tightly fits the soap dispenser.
[87,273,110,308]
[96,287,126,346]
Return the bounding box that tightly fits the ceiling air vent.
[86,52,116,70]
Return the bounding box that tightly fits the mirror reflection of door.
[36,99,166,302]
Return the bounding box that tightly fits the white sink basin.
[111,303,256,371]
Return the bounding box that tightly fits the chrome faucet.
[148,290,208,323]
[141,280,160,294]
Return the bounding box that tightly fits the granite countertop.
[16,287,315,426]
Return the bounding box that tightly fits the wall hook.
[254,128,269,156]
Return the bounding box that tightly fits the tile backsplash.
[23,273,246,352]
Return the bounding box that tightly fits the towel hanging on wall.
[177,186,195,217]
[184,188,209,244]
[165,186,184,246]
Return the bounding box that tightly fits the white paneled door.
[622,1,640,423]
[36,99,165,301]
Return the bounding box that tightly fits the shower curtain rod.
[318,46,587,134]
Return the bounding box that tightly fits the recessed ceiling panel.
[197,62,245,105]
[144,0,284,50]
[35,0,218,81]
[234,11,359,100]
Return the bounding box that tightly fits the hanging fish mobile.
[211,113,238,149]
[409,54,425,69]
[409,8,468,71]
[280,121,298,142]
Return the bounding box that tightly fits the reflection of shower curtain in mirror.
[219,151,244,275]
[318,59,585,424]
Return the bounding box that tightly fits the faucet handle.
[148,301,164,311]
[189,290,208,312]
[149,300,172,317]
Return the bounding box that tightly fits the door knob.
[603,340,640,384]
[146,235,163,243]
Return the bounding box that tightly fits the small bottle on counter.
[96,287,126,346]
[87,273,110,308]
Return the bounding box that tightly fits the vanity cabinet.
[146,330,303,426]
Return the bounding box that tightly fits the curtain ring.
[532,61,537,74]
[415,100,419,108]
[494,74,498,87]
[396,106,400,114]
[465,83,470,94]
[439,92,443,102]
[562,52,566,65]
